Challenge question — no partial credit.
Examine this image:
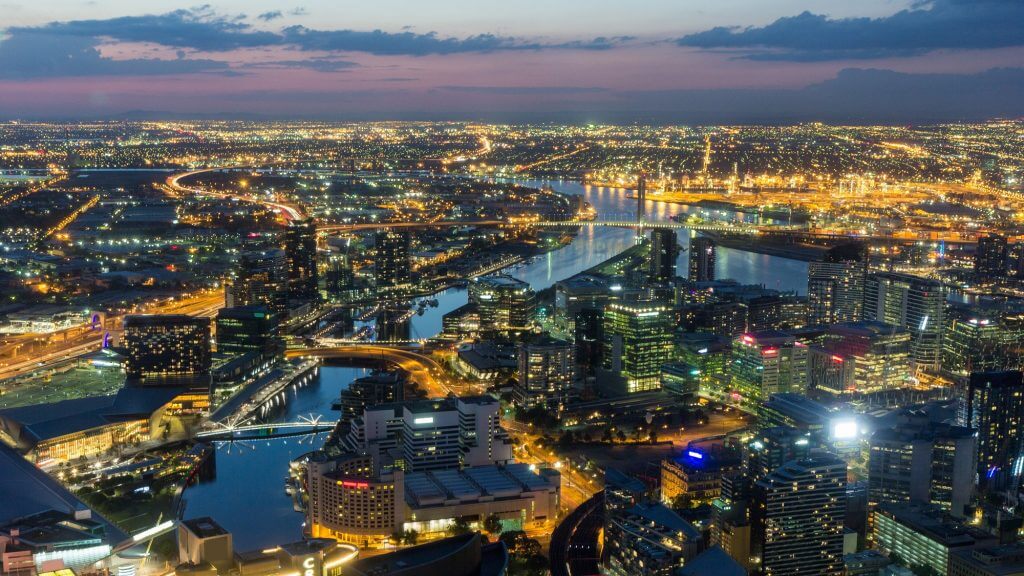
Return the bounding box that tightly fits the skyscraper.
[962,371,1024,490]
[689,236,716,282]
[975,233,1008,284]
[469,275,536,334]
[601,302,674,394]
[806,243,867,325]
[863,272,947,371]
[731,331,808,412]
[648,229,678,283]
[868,411,976,518]
[123,314,211,384]
[515,334,575,411]
[751,455,847,576]
[284,218,319,302]
[809,321,912,396]
[942,306,1024,378]
[215,305,281,360]
[227,250,287,315]
[374,228,411,292]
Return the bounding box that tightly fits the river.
[182,179,809,550]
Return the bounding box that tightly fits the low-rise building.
[875,503,997,576]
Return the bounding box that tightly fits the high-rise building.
[469,275,536,334]
[864,272,948,371]
[574,307,604,377]
[554,274,614,334]
[515,334,574,411]
[746,426,813,481]
[731,331,808,412]
[325,248,355,298]
[123,314,211,384]
[975,233,1008,284]
[337,372,404,425]
[678,332,731,403]
[226,250,287,314]
[962,371,1024,490]
[806,243,867,325]
[374,228,411,292]
[601,302,674,394]
[215,305,281,360]
[868,411,977,518]
[751,455,847,576]
[339,396,512,472]
[648,229,678,283]
[689,236,716,282]
[284,218,319,302]
[809,321,912,396]
[943,307,1024,378]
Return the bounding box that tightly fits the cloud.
[242,58,358,73]
[677,0,1024,60]
[439,86,608,95]
[0,31,231,79]
[257,11,283,21]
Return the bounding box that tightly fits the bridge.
[318,218,764,234]
[197,414,332,440]
[285,344,455,397]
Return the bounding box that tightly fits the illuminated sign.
[414,417,434,425]
[831,418,858,440]
[340,481,369,489]
[302,556,316,576]
[686,450,704,460]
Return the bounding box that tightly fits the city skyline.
[1,0,1023,121]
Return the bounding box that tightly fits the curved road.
[284,345,455,397]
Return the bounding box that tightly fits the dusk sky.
[1,0,1022,122]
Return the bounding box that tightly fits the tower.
[285,218,319,303]
[689,236,716,282]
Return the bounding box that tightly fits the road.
[284,345,457,398]
[549,492,603,576]
[166,168,307,222]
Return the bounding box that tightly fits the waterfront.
[183,178,809,549]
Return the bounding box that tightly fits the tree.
[483,514,503,535]
[671,493,693,510]
[601,428,613,443]
[616,430,626,443]
[402,529,419,545]
[448,517,472,536]
[910,565,941,576]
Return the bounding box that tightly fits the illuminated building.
[601,302,674,395]
[661,448,742,508]
[660,362,700,402]
[374,228,411,293]
[874,503,996,576]
[975,233,1008,284]
[688,236,715,282]
[864,272,948,371]
[942,308,1024,378]
[324,249,355,299]
[806,243,867,326]
[285,218,319,303]
[603,503,703,576]
[441,303,480,340]
[554,275,613,334]
[339,396,512,472]
[868,411,976,518]
[745,426,812,481]
[336,373,403,426]
[649,229,678,282]
[961,371,1024,491]
[809,321,912,396]
[306,452,559,547]
[215,306,281,360]
[710,473,753,573]
[678,332,730,403]
[123,315,211,385]
[453,342,517,383]
[515,334,574,412]
[226,250,287,315]
[342,533,508,576]
[730,331,808,412]
[469,275,536,335]
[750,455,847,576]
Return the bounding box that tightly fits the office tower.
[227,250,287,314]
[809,321,912,396]
[751,455,847,576]
[554,274,614,334]
[689,236,716,282]
[943,307,1024,378]
[337,372,403,425]
[746,426,812,481]
[806,243,867,325]
[123,314,211,383]
[601,302,674,394]
[868,411,976,518]
[284,218,319,302]
[975,233,1008,283]
[679,332,731,403]
[574,307,604,377]
[731,331,808,411]
[469,275,536,334]
[374,228,411,292]
[325,249,354,297]
[660,362,700,401]
[515,334,574,411]
[963,371,1024,490]
[864,272,948,371]
[648,229,678,283]
[215,305,281,359]
[604,503,703,576]
[339,396,512,471]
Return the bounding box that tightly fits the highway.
[166,168,307,222]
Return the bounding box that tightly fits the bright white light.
[831,419,858,440]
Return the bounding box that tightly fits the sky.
[0,0,1022,122]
